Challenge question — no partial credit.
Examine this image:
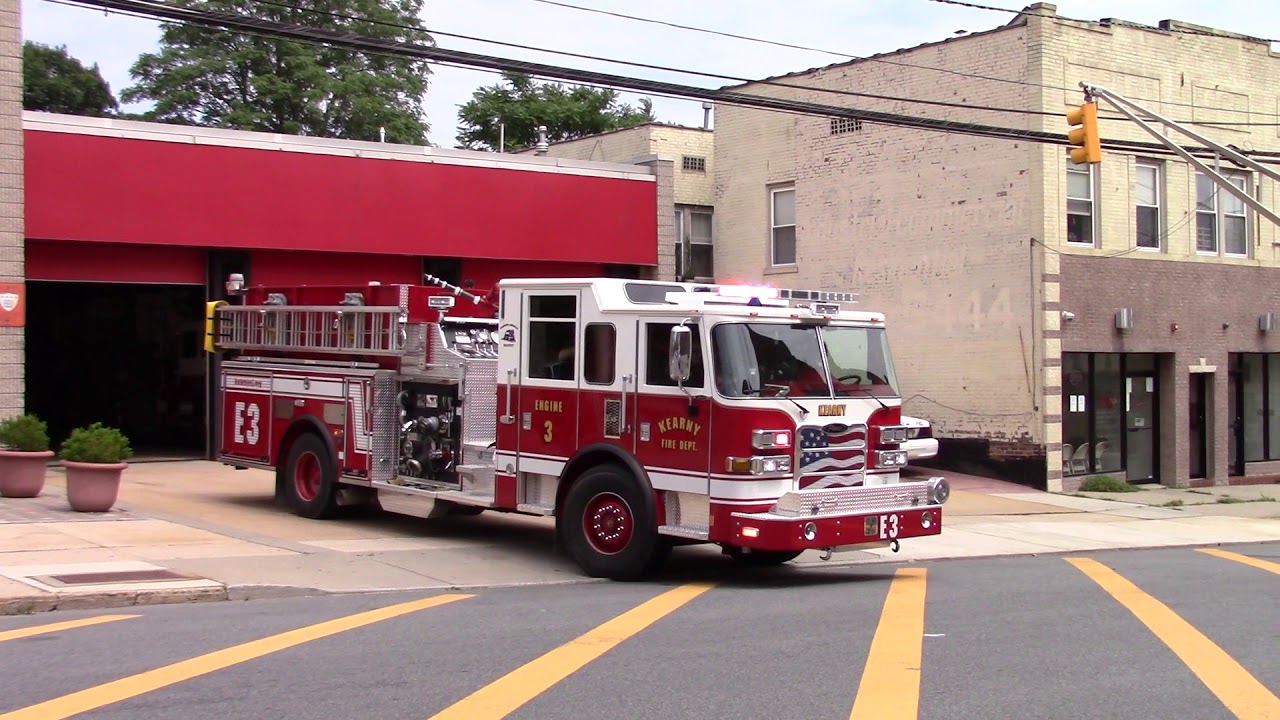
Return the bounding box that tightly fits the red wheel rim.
[294,451,321,502]
[583,492,633,555]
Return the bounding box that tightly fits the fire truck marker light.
[742,526,760,538]
[921,512,933,529]
[803,522,817,541]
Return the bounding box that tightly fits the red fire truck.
[205,273,950,579]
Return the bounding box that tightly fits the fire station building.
[18,111,665,458]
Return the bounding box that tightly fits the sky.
[20,0,1280,148]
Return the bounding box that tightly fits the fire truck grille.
[603,399,622,438]
[370,371,400,482]
[796,423,867,480]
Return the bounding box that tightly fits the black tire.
[282,432,341,519]
[730,549,803,567]
[562,464,660,580]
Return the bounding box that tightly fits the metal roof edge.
[22,111,657,182]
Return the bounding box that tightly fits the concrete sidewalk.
[1,462,1277,614]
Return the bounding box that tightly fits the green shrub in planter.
[0,413,53,498]
[59,422,133,464]
[0,414,50,453]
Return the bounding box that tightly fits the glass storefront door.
[1124,371,1157,483]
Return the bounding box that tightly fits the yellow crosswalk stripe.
[0,615,138,644]
[427,582,715,720]
[1198,548,1280,575]
[1067,557,1280,719]
[849,567,928,720]
[0,593,471,720]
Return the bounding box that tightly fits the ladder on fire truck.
[206,274,488,357]
[1083,83,1280,230]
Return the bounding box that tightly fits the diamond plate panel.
[462,358,498,450]
[370,371,400,481]
[772,482,932,518]
[664,491,709,530]
[522,474,558,507]
[603,398,622,438]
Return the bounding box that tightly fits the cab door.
[576,318,639,456]
[631,318,711,496]
[515,290,582,479]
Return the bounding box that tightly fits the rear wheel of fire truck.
[283,433,341,520]
[729,548,803,566]
[562,464,660,581]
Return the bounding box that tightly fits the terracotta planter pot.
[62,460,127,512]
[0,450,54,498]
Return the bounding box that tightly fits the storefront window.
[1270,355,1280,460]
[1093,354,1123,473]
[1243,354,1266,462]
[1062,353,1090,474]
[1061,352,1156,477]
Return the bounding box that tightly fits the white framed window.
[770,186,796,266]
[1066,159,1096,246]
[1134,160,1162,251]
[674,205,713,281]
[1196,170,1250,257]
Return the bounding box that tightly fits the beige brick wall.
[540,123,713,281]
[1025,10,1280,489]
[539,123,714,207]
[1031,13,1280,262]
[713,24,1044,450]
[0,0,20,418]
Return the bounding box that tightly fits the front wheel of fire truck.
[562,464,660,581]
[283,432,341,520]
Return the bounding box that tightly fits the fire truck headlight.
[754,456,791,475]
[875,450,908,468]
[927,476,951,505]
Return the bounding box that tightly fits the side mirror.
[669,324,692,383]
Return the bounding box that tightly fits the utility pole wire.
[52,0,1280,163]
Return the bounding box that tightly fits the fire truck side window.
[527,295,577,381]
[644,322,704,387]
[583,323,616,385]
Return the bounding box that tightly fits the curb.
[1,585,228,616]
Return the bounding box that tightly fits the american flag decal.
[798,423,867,475]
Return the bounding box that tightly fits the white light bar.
[776,288,858,303]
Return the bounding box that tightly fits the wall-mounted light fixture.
[1061,310,1075,321]
[1115,308,1134,331]
[1261,312,1276,332]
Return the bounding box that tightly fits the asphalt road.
[0,543,1276,720]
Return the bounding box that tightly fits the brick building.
[1,0,20,421]
[530,121,715,283]
[711,3,1280,491]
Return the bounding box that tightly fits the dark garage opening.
[25,281,207,458]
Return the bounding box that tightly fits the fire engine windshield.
[711,322,900,399]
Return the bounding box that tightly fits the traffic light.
[1066,101,1102,164]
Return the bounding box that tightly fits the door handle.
[620,373,632,434]
[500,368,515,424]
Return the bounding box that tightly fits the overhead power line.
[51,0,1280,163]
[242,0,1066,120]
[530,0,1279,122]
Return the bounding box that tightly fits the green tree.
[23,41,119,116]
[122,0,432,144]
[456,72,656,152]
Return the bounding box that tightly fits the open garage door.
[25,281,207,459]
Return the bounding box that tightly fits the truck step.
[659,524,709,541]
